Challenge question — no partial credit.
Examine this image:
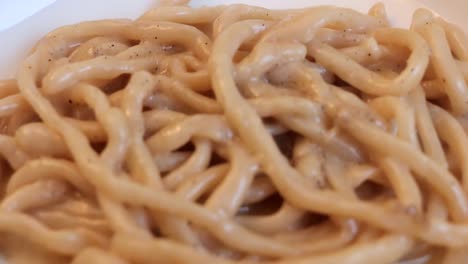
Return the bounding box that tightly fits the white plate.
[0,0,466,79]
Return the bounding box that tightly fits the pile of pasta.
[0,1,468,263]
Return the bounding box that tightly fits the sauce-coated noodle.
[0,1,467,263]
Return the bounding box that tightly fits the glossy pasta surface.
[0,2,467,263]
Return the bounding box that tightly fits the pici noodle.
[0,1,467,263]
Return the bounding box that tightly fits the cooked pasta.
[0,1,467,263]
